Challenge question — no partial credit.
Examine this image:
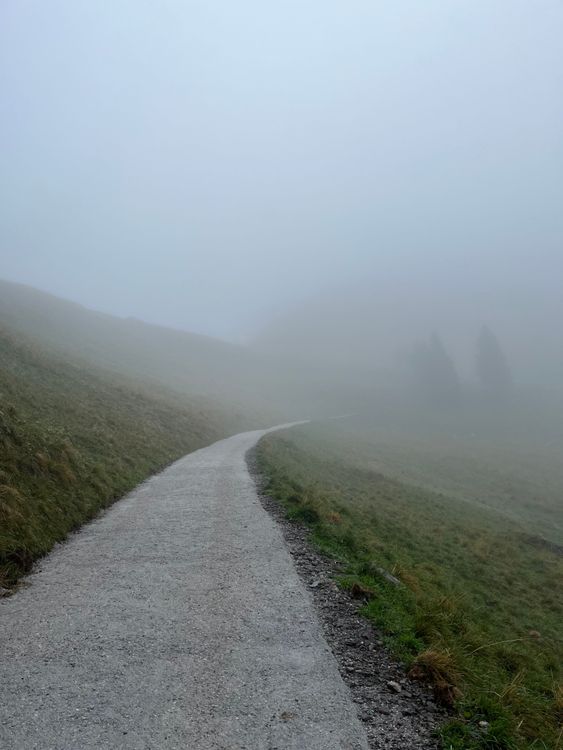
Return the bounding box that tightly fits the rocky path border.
[248,448,449,750]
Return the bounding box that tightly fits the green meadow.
[257,404,562,749]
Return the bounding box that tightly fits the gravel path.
[0,426,368,750]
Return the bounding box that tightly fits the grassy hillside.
[0,279,298,417]
[0,327,249,588]
[257,417,562,750]
[320,398,563,545]
[0,279,411,420]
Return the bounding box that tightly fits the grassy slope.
[329,399,563,546]
[0,278,299,417]
[257,420,562,750]
[0,327,250,587]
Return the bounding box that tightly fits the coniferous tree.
[411,333,462,407]
[476,325,513,398]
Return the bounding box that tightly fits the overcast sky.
[1,1,562,341]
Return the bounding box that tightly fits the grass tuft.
[409,649,461,705]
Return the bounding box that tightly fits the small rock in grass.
[387,680,402,693]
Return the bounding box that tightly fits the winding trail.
[0,425,368,750]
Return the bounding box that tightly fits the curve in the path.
[0,425,369,750]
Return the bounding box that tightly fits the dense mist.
[2,7,563,746]
[2,1,562,352]
[255,265,563,387]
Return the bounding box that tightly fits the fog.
[1,1,562,382]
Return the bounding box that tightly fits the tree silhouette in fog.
[411,333,462,408]
[476,325,513,398]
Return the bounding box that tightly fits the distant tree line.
[408,325,513,408]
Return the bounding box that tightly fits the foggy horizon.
[2,1,562,343]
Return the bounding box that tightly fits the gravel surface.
[248,449,449,750]
[0,426,368,750]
